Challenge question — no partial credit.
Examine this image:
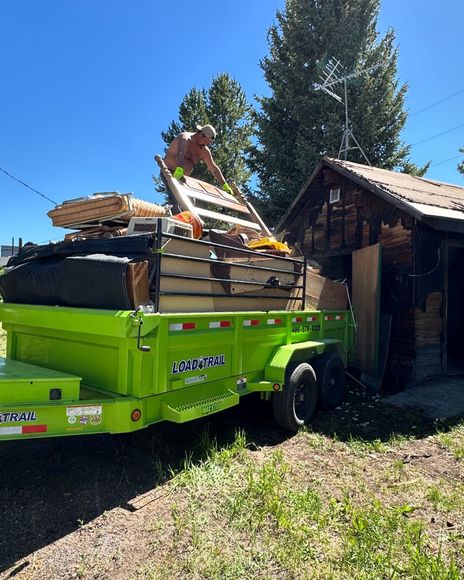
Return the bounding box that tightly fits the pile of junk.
[0,156,347,313]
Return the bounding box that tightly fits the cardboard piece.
[289,270,348,311]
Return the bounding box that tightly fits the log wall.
[284,170,422,386]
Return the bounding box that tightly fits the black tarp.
[0,235,157,309]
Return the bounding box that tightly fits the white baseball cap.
[196,124,216,140]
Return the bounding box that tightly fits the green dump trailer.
[0,231,355,441]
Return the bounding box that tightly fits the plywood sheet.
[352,243,381,377]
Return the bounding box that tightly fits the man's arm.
[201,147,227,185]
[175,135,189,169]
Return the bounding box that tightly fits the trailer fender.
[264,339,346,385]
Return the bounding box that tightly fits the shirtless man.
[163,124,233,194]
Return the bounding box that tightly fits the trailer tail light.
[273,383,281,391]
[131,409,142,422]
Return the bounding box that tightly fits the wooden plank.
[352,243,381,378]
[127,261,150,308]
[154,155,264,232]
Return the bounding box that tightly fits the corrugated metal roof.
[326,158,464,214]
[276,157,464,234]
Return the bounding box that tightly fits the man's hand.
[173,166,184,180]
[222,182,233,195]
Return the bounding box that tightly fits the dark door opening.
[446,245,464,374]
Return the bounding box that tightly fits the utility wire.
[411,122,464,147]
[0,166,57,205]
[430,153,464,168]
[410,88,464,117]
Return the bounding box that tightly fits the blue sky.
[1,0,463,245]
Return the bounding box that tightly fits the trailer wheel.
[272,363,318,432]
[312,352,345,410]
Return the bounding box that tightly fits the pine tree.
[157,73,254,196]
[458,148,464,176]
[250,0,425,224]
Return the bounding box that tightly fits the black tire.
[312,352,346,410]
[272,363,318,432]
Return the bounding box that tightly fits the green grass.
[142,430,463,579]
[437,423,464,460]
[0,324,6,358]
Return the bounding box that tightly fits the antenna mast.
[315,58,381,165]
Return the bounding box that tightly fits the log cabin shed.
[277,157,464,388]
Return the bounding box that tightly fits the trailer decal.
[209,320,231,328]
[171,355,226,375]
[169,322,196,331]
[185,374,207,385]
[66,405,102,417]
[0,424,47,435]
[0,411,38,423]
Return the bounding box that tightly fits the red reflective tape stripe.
[251,320,259,326]
[182,322,196,330]
[220,320,231,327]
[22,425,47,434]
[325,315,333,321]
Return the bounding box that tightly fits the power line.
[411,122,464,147]
[429,153,464,168]
[410,88,464,117]
[0,166,57,205]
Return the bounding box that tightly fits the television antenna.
[314,58,381,165]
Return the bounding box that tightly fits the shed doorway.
[446,245,464,375]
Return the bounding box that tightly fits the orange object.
[172,211,203,239]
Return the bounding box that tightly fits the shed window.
[329,187,341,204]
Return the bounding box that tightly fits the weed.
[346,435,389,454]
[437,422,464,460]
[426,483,464,513]
[387,458,406,482]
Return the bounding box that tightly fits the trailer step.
[161,390,239,423]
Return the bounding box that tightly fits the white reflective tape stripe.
[169,323,183,331]
[335,315,344,320]
[243,320,259,326]
[306,316,317,322]
[209,321,221,328]
[0,426,22,435]
[292,317,303,323]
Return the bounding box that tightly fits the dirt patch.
[0,385,463,578]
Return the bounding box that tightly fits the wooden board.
[352,243,381,378]
[48,194,166,228]
[158,237,215,312]
[127,261,150,307]
[211,256,298,295]
[154,155,265,232]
